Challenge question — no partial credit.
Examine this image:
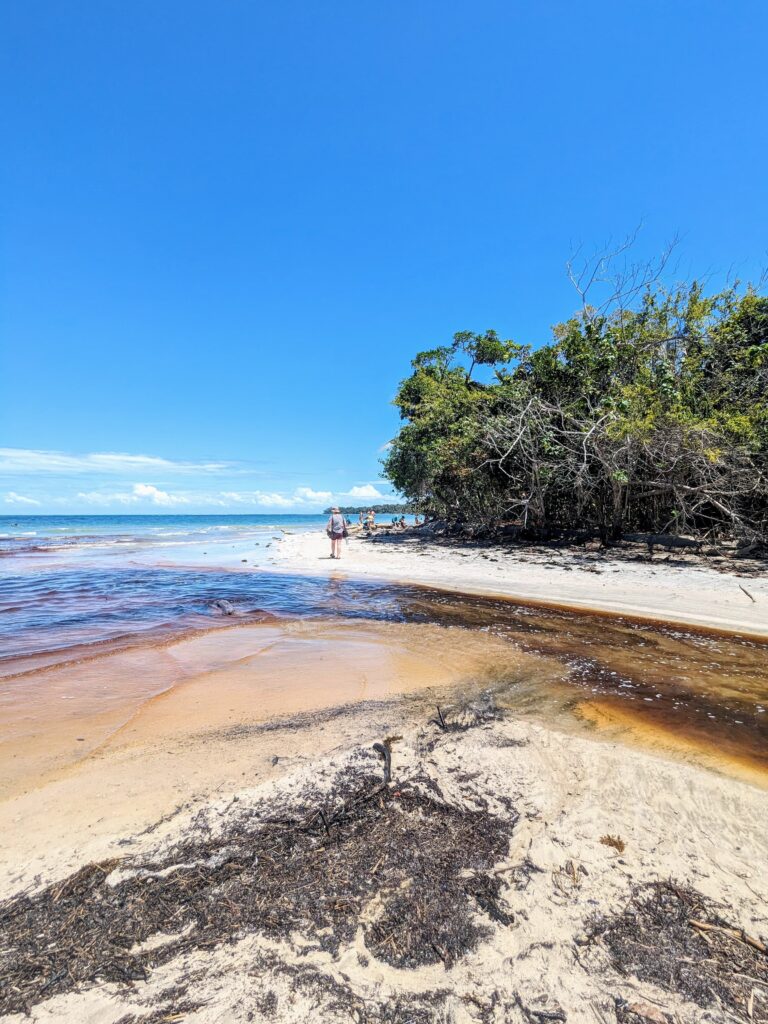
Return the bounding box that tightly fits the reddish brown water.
[2,567,766,780]
[399,587,768,776]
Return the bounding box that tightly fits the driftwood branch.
[689,918,767,954]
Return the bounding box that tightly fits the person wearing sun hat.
[326,506,347,559]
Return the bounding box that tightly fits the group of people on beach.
[326,508,423,558]
[326,507,379,558]
[357,509,377,530]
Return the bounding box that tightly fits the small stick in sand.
[372,742,392,784]
[431,706,448,731]
[738,583,757,603]
[689,918,767,953]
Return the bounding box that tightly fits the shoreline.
[271,526,768,638]
[3,534,767,808]
[5,556,765,687]
[2,684,767,1023]
[2,531,767,1022]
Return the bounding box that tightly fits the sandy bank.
[2,536,767,1022]
[271,527,768,637]
[0,617,551,892]
[1,687,767,1024]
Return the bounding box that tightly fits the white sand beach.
[1,531,767,1023]
[2,672,766,1024]
[271,526,768,637]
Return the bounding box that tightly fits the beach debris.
[113,996,205,1023]
[614,1000,670,1024]
[210,599,236,615]
[428,693,503,735]
[739,583,757,603]
[431,705,448,730]
[0,760,515,1015]
[599,834,626,853]
[592,880,768,1022]
[688,917,767,954]
[514,992,567,1022]
[552,860,586,894]
[464,872,514,926]
[372,741,392,784]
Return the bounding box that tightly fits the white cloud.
[219,491,296,508]
[294,487,333,503]
[63,481,393,511]
[77,484,189,507]
[218,487,333,508]
[260,493,299,508]
[132,484,189,506]
[76,490,133,506]
[0,448,230,475]
[346,484,386,499]
[4,491,42,506]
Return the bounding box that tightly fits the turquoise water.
[0,514,326,557]
[0,513,415,558]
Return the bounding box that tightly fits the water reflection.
[2,567,766,773]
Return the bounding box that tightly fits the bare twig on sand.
[689,918,767,955]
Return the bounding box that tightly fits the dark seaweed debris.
[0,765,514,1016]
[430,692,504,734]
[250,952,452,1024]
[593,881,768,1022]
[114,999,205,1024]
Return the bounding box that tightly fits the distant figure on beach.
[365,508,376,531]
[358,511,364,527]
[326,506,347,559]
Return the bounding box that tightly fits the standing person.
[326,506,347,559]
[358,511,364,527]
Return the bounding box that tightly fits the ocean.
[0,515,321,662]
[0,514,415,664]
[0,513,327,559]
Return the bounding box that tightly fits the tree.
[383,251,768,546]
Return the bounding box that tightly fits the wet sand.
[273,525,768,636]
[0,616,555,894]
[0,617,542,798]
[2,555,768,1022]
[2,665,767,1024]
[3,581,767,806]
[2,589,767,902]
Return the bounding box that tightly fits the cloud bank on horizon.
[0,448,395,512]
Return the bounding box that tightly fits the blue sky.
[1,1,766,513]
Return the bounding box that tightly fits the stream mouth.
[408,589,768,778]
[1,566,767,781]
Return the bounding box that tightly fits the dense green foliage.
[384,287,768,545]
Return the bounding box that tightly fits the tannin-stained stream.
[392,586,768,777]
[1,567,766,782]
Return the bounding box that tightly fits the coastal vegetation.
[385,248,768,549]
